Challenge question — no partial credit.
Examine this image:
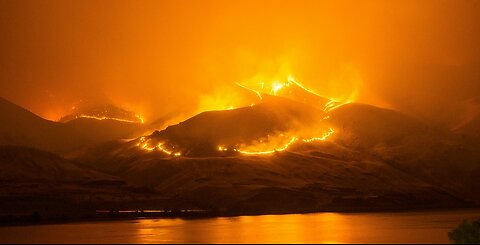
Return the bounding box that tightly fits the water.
[0,209,479,244]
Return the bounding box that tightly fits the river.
[0,209,479,244]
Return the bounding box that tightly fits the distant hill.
[0,97,144,154]
[0,145,114,182]
[59,102,143,124]
[0,145,188,219]
[329,103,480,198]
[454,113,480,144]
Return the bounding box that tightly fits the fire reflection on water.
[0,210,478,243]
[134,213,349,243]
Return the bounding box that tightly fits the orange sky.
[1,0,479,127]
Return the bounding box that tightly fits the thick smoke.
[0,0,479,128]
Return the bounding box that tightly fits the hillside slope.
[77,101,480,214]
[0,97,143,154]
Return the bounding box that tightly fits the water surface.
[1,209,479,244]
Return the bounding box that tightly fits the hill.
[77,100,480,214]
[0,97,143,154]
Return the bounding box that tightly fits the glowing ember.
[235,136,298,155]
[271,81,285,95]
[74,114,145,124]
[302,128,335,143]
[218,146,228,151]
[323,100,353,112]
[136,115,145,124]
[236,76,354,111]
[235,82,263,100]
[59,102,146,124]
[287,76,323,97]
[137,137,181,156]
[217,128,335,156]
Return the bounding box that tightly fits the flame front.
[72,114,145,124]
[217,128,335,156]
[137,137,181,156]
[302,128,335,143]
[236,76,355,112]
[136,76,347,157]
[235,136,299,155]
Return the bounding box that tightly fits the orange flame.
[302,128,334,143]
[137,137,181,156]
[137,75,350,157]
[73,114,145,124]
[236,76,355,111]
[217,128,335,156]
[234,136,299,155]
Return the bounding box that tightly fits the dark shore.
[2,205,479,227]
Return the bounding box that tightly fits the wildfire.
[136,115,145,124]
[135,76,347,157]
[271,81,285,95]
[235,82,263,100]
[137,137,181,156]
[236,76,354,112]
[302,128,334,143]
[217,128,335,155]
[71,114,145,124]
[60,102,147,124]
[323,99,354,112]
[136,128,334,157]
[286,75,323,97]
[235,136,299,155]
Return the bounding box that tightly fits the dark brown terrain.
[1,95,480,222]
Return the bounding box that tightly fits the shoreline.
[2,206,479,227]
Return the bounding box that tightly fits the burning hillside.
[2,0,480,228]
[135,77,351,157]
[2,78,480,218]
[77,89,480,214]
[60,102,144,124]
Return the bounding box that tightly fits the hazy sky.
[1,0,479,127]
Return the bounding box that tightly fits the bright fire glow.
[302,128,335,143]
[74,114,145,124]
[217,128,335,155]
[271,82,285,95]
[235,136,298,155]
[137,76,347,157]
[137,137,181,156]
[236,76,355,112]
[323,99,354,112]
[287,76,322,97]
[235,82,263,100]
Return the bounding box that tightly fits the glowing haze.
[1,0,480,128]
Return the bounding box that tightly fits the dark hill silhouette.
[0,145,186,220]
[59,102,143,124]
[0,145,113,182]
[455,113,480,144]
[0,97,143,154]
[328,103,480,202]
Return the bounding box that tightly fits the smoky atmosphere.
[0,0,480,244]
